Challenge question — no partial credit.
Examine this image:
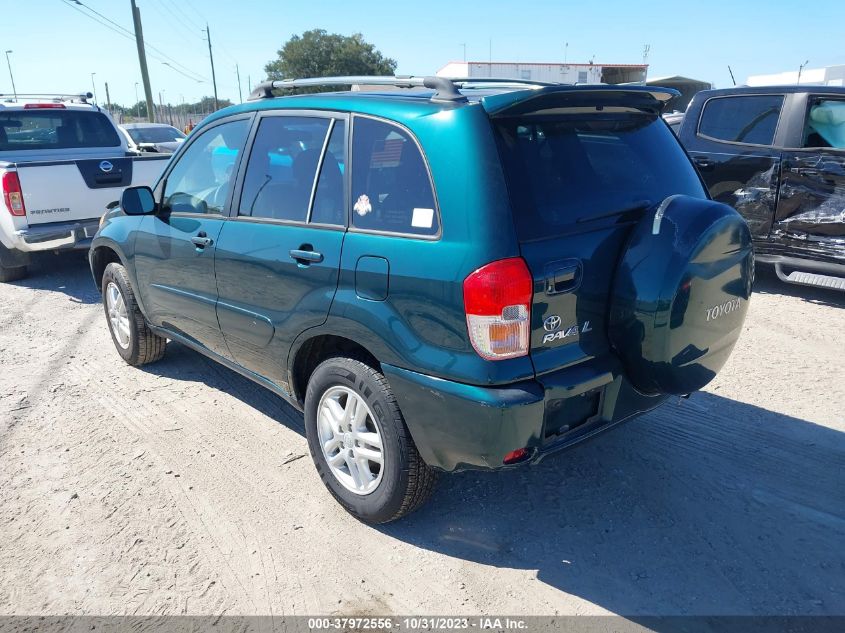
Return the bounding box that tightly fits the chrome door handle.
[290,249,323,264]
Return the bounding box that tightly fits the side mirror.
[121,186,156,215]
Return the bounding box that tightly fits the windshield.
[493,113,705,239]
[0,109,121,151]
[126,125,185,144]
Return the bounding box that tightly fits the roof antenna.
[727,65,737,86]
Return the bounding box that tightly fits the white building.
[436,61,648,85]
[747,64,845,87]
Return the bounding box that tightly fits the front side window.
[162,118,249,215]
[804,98,845,149]
[239,116,331,221]
[698,95,783,146]
[351,117,438,236]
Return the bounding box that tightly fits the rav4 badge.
[542,318,592,345]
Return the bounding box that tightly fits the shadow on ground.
[10,251,100,304]
[381,392,845,617]
[144,336,845,617]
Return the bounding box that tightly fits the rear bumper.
[382,357,667,472]
[9,219,101,252]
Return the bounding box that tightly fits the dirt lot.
[0,252,843,617]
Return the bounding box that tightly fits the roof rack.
[0,92,94,104]
[250,76,470,102]
[449,77,560,88]
[250,75,564,101]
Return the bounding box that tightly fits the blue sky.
[2,0,843,107]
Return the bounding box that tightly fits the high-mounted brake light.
[2,172,25,216]
[23,103,66,109]
[463,257,533,360]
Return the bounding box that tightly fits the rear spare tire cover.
[609,195,753,396]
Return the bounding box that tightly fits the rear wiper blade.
[578,199,653,223]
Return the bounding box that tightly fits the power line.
[164,0,204,33]
[59,0,209,83]
[149,0,203,41]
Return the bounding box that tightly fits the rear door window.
[698,95,783,145]
[351,117,438,236]
[493,113,705,239]
[310,120,346,226]
[0,110,120,150]
[239,116,331,222]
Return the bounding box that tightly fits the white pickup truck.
[0,93,169,281]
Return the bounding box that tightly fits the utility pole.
[236,64,242,104]
[131,0,155,122]
[158,91,164,123]
[105,82,112,112]
[204,24,219,110]
[134,82,139,118]
[642,44,651,84]
[90,72,98,103]
[4,51,16,101]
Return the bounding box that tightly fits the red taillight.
[463,257,533,360]
[2,172,25,216]
[23,103,65,109]
[503,448,529,464]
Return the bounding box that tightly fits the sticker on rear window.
[354,194,372,216]
[411,207,434,229]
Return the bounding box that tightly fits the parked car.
[120,122,186,154]
[663,111,684,135]
[678,86,845,291]
[0,93,169,281]
[90,76,753,523]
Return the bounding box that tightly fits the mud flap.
[0,242,30,268]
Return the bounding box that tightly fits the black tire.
[101,262,166,366]
[0,263,27,282]
[304,356,437,524]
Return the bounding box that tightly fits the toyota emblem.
[543,315,562,332]
[99,160,114,173]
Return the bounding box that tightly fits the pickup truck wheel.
[304,357,437,524]
[0,263,27,283]
[101,262,166,366]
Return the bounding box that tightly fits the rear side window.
[804,98,845,148]
[698,95,783,145]
[239,116,331,221]
[351,117,438,236]
[0,110,121,151]
[494,113,706,239]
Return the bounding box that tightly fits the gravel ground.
[0,252,843,617]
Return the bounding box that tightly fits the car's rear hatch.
[483,86,707,379]
[0,107,128,224]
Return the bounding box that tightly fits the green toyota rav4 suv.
[90,76,753,523]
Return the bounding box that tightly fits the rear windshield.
[0,109,121,151]
[126,126,185,144]
[493,113,705,239]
